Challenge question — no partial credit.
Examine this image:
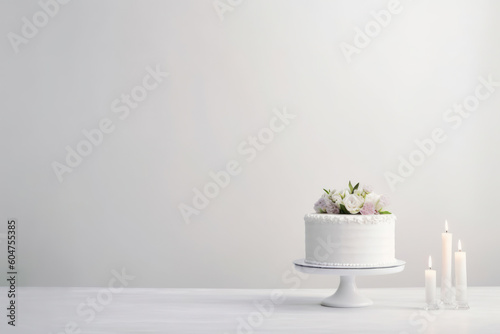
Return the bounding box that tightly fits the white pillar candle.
[455,240,468,302]
[441,220,453,302]
[425,256,437,304]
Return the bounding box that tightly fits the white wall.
[1,0,500,289]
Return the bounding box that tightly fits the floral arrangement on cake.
[314,181,391,215]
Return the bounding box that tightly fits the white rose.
[343,194,364,214]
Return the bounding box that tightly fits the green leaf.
[348,181,353,194]
[353,183,359,192]
[323,188,330,195]
[379,211,391,215]
[340,204,349,214]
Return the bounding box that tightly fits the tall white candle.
[441,220,453,303]
[425,256,436,304]
[455,240,468,302]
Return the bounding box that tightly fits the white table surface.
[1,287,499,333]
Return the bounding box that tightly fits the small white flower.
[331,193,343,205]
[354,188,364,197]
[339,188,350,199]
[378,194,389,211]
[362,184,373,193]
[364,192,384,211]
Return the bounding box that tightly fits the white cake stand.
[293,259,405,308]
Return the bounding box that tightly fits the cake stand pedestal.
[293,259,405,308]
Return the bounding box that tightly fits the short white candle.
[441,220,453,302]
[425,256,437,304]
[455,240,468,302]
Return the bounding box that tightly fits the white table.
[1,287,499,333]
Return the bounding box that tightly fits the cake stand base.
[321,276,372,307]
[294,259,405,308]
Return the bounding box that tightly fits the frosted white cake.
[304,213,396,267]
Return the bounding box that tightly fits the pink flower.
[360,202,376,215]
[313,197,328,213]
[325,201,340,214]
[314,195,340,214]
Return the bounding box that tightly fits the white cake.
[304,213,396,267]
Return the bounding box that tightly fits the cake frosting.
[304,213,396,267]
